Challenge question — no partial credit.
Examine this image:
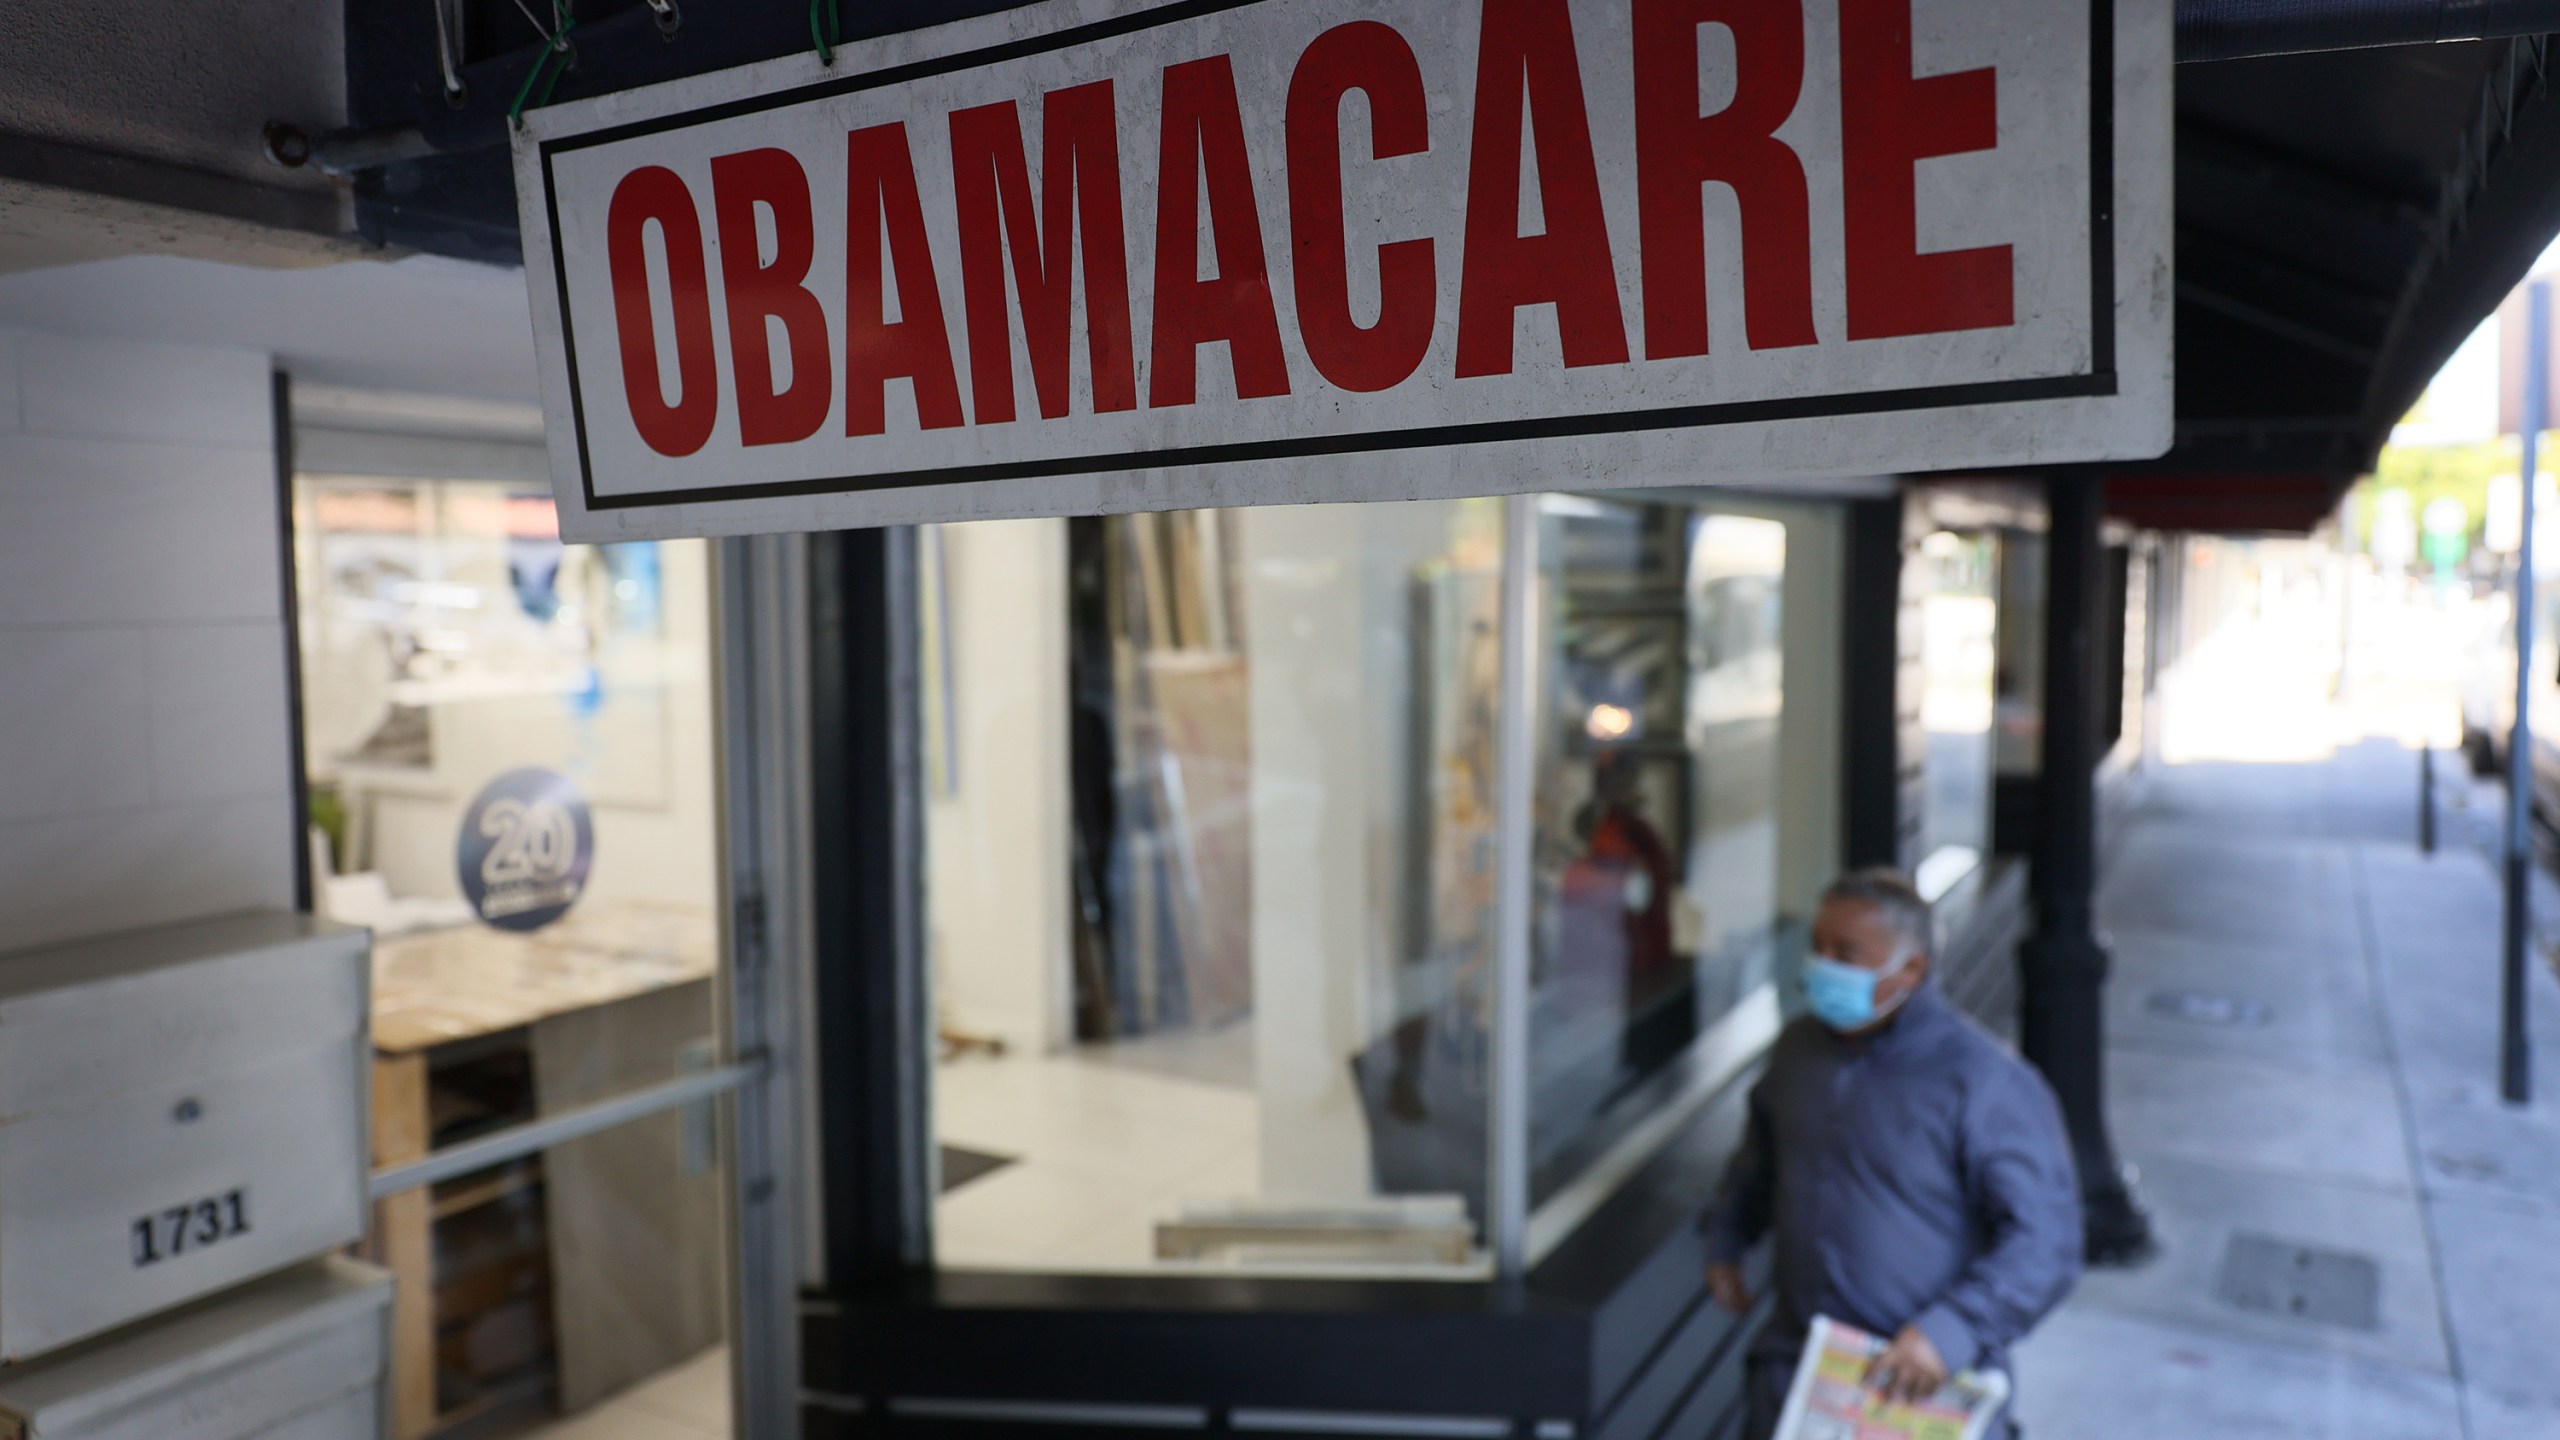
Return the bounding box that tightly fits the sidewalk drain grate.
[2427,1149,2505,1182]
[2215,1234,2380,1331]
[2146,989,2272,1027]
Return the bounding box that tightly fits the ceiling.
[0,0,352,271]
[0,251,542,403]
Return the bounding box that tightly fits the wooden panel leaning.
[532,979,723,1413]
[366,1051,436,1440]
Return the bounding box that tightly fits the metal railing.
[368,1060,759,1200]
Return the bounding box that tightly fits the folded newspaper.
[1771,1316,2011,1440]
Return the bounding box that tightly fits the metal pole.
[717,532,812,1440]
[1488,492,1540,1273]
[2502,279,2546,1106]
[2021,475,2152,1264]
[2421,745,2437,855]
[2337,499,2358,704]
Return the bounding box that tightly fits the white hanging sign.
[513,0,2170,540]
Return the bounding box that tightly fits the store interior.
[922,491,1845,1277]
[268,381,2037,1414]
[288,392,730,1437]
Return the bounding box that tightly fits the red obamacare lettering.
[1453,0,1630,379]
[845,121,966,436]
[949,82,1138,424]
[1633,0,1817,357]
[710,148,833,446]
[1841,0,2012,339]
[1285,21,1436,395]
[1149,53,1292,408]
[606,166,720,458]
[598,0,2016,458]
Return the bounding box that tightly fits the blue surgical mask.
[1802,949,1914,1031]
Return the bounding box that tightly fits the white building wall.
[925,518,1074,1055]
[0,327,296,952]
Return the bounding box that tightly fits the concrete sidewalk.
[2010,739,2560,1438]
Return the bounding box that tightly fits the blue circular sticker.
[455,768,595,932]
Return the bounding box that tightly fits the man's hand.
[1705,1262,1753,1315]
[1864,1324,1948,1404]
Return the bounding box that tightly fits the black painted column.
[807,527,931,1289]
[2019,475,2153,1264]
[1842,494,1907,868]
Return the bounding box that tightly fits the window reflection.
[1916,531,1998,900]
[1995,529,2047,781]
[1988,527,2047,858]
[925,493,1835,1270]
[1529,497,1793,1208]
[925,502,1500,1276]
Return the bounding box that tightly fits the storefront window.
[292,467,728,1432]
[1977,525,2050,871]
[923,490,1841,1274]
[925,501,1501,1276]
[1995,529,2048,784]
[1524,496,1808,1211]
[1916,531,1998,900]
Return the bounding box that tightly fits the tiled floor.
[519,1346,728,1440]
[508,1011,1274,1437]
[933,1033,1262,1270]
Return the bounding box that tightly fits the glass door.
[288,399,740,1439]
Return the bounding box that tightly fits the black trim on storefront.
[1842,494,1906,869]
[272,371,314,916]
[808,527,932,1287]
[562,375,2121,514]
[801,1062,1778,1436]
[2101,544,2132,750]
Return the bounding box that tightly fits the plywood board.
[531,980,723,1414]
[370,901,715,1054]
[368,1051,437,1440]
[1146,653,1253,1027]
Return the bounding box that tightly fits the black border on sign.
[540,0,2118,513]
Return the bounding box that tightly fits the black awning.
[2151,37,2560,523]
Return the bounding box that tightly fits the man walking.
[1704,868,2082,1439]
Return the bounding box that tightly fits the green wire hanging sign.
[509,1,579,129]
[811,0,841,65]
[510,0,831,127]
